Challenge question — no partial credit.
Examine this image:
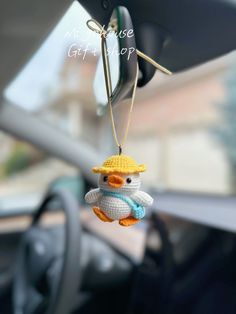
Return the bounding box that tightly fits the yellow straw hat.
[92,154,146,174]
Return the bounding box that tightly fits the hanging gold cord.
[86,18,172,154]
[136,49,172,75]
[86,19,172,75]
[101,29,139,153]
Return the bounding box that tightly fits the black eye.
[103,176,108,182]
[126,178,132,184]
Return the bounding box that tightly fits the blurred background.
[1,1,236,215]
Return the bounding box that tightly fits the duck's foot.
[92,207,113,222]
[119,216,140,227]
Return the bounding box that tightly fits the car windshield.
[1,1,236,216]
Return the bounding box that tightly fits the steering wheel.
[13,189,81,314]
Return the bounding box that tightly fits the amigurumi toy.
[85,154,153,227]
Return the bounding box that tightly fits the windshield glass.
[2,1,236,216]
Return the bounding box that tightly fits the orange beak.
[108,174,124,188]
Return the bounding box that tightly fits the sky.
[4,1,100,111]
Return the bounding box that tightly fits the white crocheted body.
[98,195,131,220]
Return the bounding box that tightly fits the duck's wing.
[85,188,102,204]
[131,191,154,207]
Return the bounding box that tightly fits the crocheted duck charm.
[85,155,153,226]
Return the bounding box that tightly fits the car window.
[1,1,236,217]
[1,2,93,214]
[125,56,236,196]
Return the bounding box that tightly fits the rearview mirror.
[93,6,137,113]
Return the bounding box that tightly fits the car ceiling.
[2,0,236,92]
